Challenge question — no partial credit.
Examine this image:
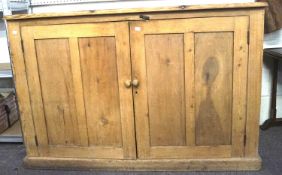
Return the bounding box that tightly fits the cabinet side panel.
[245,9,265,157]
[195,32,233,146]
[79,37,122,147]
[145,34,186,146]
[35,39,80,146]
[7,22,38,156]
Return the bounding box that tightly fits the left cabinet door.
[21,22,136,159]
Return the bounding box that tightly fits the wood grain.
[5,2,267,20]
[7,22,38,156]
[184,33,196,146]
[17,10,252,27]
[69,37,89,146]
[35,39,80,146]
[130,16,245,159]
[133,17,235,34]
[231,16,249,157]
[149,145,231,158]
[23,156,262,171]
[145,34,186,146]
[28,23,115,39]
[21,21,136,159]
[130,22,150,158]
[79,37,122,147]
[245,9,265,157]
[113,22,137,159]
[45,146,124,159]
[22,28,49,155]
[194,32,233,146]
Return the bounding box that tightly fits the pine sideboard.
[5,2,266,171]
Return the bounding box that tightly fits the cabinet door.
[130,17,249,159]
[21,22,136,159]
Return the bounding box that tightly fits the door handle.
[132,79,139,88]
[124,80,132,88]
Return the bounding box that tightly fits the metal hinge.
[35,135,38,146]
[247,31,250,45]
[139,15,150,20]
[21,39,24,53]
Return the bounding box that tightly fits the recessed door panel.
[145,34,186,146]
[79,37,122,147]
[194,32,233,146]
[35,39,80,146]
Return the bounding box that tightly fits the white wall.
[261,56,274,124]
[0,20,10,63]
[30,0,254,13]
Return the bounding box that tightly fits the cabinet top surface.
[5,2,266,21]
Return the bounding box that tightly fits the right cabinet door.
[130,16,249,159]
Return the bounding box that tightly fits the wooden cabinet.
[5,2,266,171]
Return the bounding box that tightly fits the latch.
[139,15,150,20]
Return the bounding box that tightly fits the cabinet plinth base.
[23,156,262,171]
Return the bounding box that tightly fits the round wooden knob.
[124,80,132,88]
[132,79,139,87]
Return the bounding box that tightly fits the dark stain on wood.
[165,58,171,65]
[202,57,218,85]
[196,57,227,146]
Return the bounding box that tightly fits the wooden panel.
[145,34,186,146]
[18,10,252,27]
[184,33,196,146]
[24,156,262,171]
[194,32,233,146]
[46,146,124,159]
[23,23,115,39]
[113,22,137,159]
[22,28,49,155]
[69,38,89,146]
[35,39,80,146]
[7,22,38,156]
[79,37,122,147]
[132,17,235,35]
[5,2,267,20]
[130,23,150,158]
[245,10,265,157]
[231,16,249,157]
[150,145,231,158]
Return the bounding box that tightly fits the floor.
[0,127,281,175]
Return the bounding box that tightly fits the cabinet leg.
[260,59,282,130]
